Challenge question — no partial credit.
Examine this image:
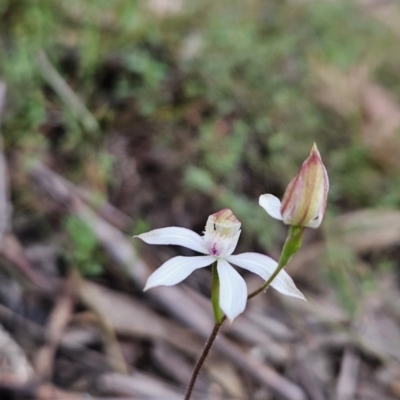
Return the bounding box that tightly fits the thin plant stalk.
[183,322,223,400]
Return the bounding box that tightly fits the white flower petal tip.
[143,255,215,291]
[217,259,247,322]
[285,287,306,301]
[270,274,306,301]
[134,227,207,254]
[143,284,151,292]
[259,194,283,221]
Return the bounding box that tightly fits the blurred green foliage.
[64,216,104,277]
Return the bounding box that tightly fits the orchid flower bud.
[260,143,329,228]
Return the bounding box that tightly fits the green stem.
[211,262,223,323]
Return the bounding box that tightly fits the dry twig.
[336,347,361,400]
[73,270,129,375]
[36,50,99,134]
[0,324,34,384]
[0,82,11,243]
[34,279,74,378]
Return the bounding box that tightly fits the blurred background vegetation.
[2,0,400,398]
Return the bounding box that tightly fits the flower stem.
[184,322,223,400]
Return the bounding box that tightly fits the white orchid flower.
[136,209,304,322]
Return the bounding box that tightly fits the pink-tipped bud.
[280,143,329,228]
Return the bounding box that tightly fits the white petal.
[259,194,283,221]
[136,227,208,254]
[144,255,215,290]
[217,259,247,322]
[270,271,305,300]
[227,252,278,279]
[227,253,305,300]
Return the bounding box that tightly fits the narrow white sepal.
[144,255,215,291]
[259,194,283,221]
[135,227,208,254]
[227,252,278,279]
[227,252,305,300]
[270,273,306,300]
[217,259,247,322]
